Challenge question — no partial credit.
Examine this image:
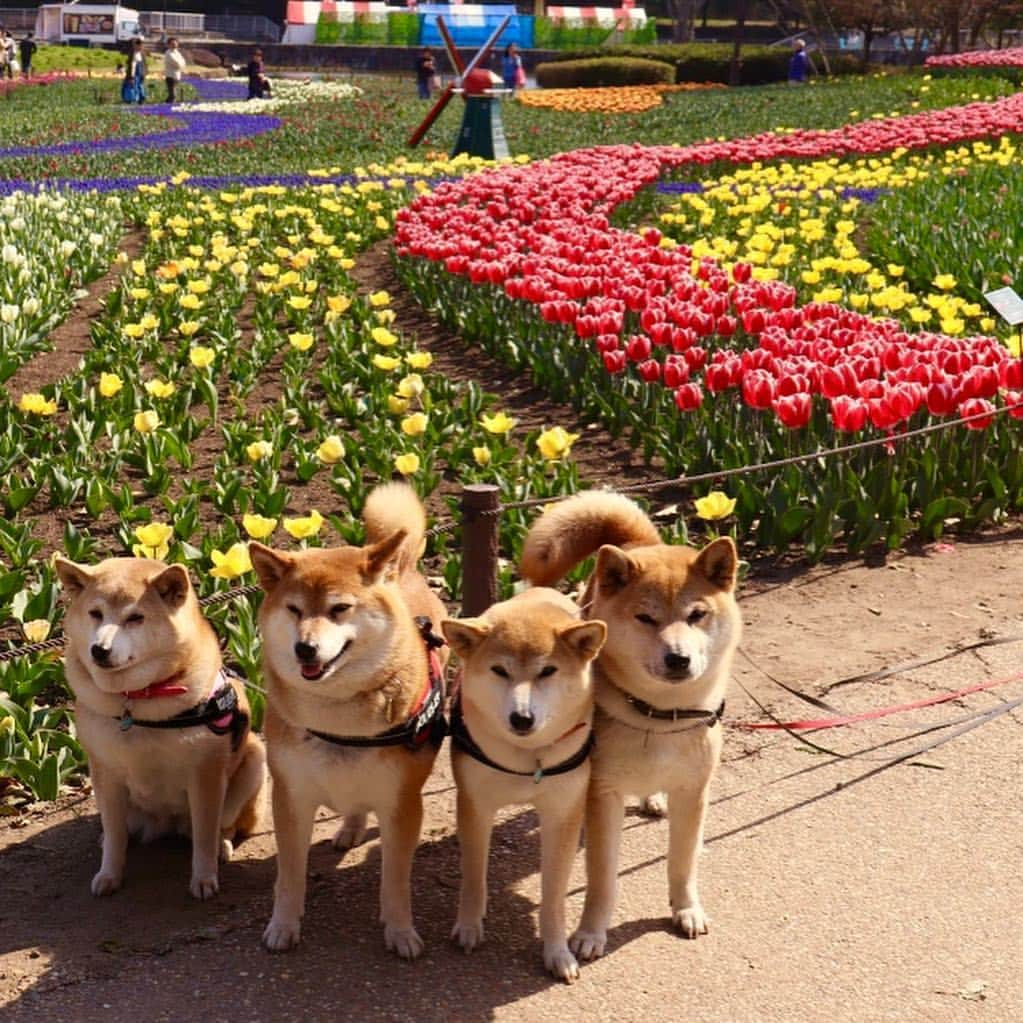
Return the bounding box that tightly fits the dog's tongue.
[301,664,325,680]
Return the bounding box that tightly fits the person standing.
[129,37,147,103]
[247,48,271,99]
[788,38,810,85]
[501,42,524,93]
[414,47,435,100]
[19,31,36,78]
[1,31,15,79]
[163,36,185,104]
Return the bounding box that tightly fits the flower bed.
[394,94,1023,558]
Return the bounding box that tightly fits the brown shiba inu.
[442,589,606,983]
[56,557,266,900]
[250,482,448,958]
[520,492,741,958]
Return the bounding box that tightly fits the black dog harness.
[116,669,250,752]
[450,697,595,784]
[307,618,447,752]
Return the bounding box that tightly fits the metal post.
[460,484,500,616]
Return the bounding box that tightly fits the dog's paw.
[544,942,580,983]
[672,905,709,939]
[451,917,485,952]
[640,793,668,818]
[189,872,220,901]
[91,870,122,896]
[384,923,424,960]
[219,838,234,862]
[569,928,606,961]
[262,916,301,952]
[332,814,368,852]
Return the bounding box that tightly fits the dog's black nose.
[91,644,111,664]
[294,641,318,663]
[664,652,690,674]
[509,711,535,734]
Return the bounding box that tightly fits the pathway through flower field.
[2,533,1022,1022]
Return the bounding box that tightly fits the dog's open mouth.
[299,640,351,681]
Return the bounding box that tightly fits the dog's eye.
[635,613,657,626]
[491,665,510,679]
[286,604,302,619]
[125,613,144,625]
[329,603,351,618]
[538,665,558,679]
[89,609,102,622]
[687,608,708,625]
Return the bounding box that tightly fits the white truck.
[34,4,144,45]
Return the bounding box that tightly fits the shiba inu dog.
[520,491,741,958]
[442,589,606,983]
[56,557,266,900]
[250,482,448,959]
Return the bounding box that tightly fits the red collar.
[122,671,189,701]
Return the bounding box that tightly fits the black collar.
[116,671,249,751]
[618,689,725,726]
[450,697,594,783]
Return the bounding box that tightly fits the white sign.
[984,286,1023,326]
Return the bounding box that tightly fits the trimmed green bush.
[535,56,676,89]
[387,11,421,47]
[538,43,863,85]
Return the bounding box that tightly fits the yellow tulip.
[242,513,278,540]
[326,295,352,314]
[406,351,433,370]
[394,453,420,475]
[694,491,736,521]
[369,290,391,307]
[317,435,345,464]
[179,293,202,310]
[246,440,273,462]
[288,332,315,352]
[401,413,428,437]
[472,446,491,466]
[22,619,52,643]
[187,279,210,295]
[145,380,175,399]
[536,426,580,461]
[388,395,410,415]
[933,273,957,291]
[283,509,324,540]
[371,326,398,347]
[122,322,146,339]
[397,374,424,399]
[481,411,516,435]
[186,346,213,369]
[373,354,402,371]
[134,410,160,433]
[210,543,253,579]
[135,522,174,549]
[287,295,312,311]
[96,371,124,398]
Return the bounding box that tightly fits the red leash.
[734,670,1023,731]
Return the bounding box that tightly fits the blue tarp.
[417,6,533,50]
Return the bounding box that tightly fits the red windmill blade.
[408,14,511,149]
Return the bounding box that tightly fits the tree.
[810,0,911,66]
[668,0,699,43]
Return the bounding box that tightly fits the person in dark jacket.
[19,31,36,78]
[247,48,271,99]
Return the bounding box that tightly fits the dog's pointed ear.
[151,563,192,609]
[557,619,607,662]
[54,557,93,598]
[695,536,738,592]
[249,543,293,593]
[595,545,636,594]
[441,618,490,660]
[361,530,407,584]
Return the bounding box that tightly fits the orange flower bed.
[517,83,723,114]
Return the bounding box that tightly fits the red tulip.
[926,381,959,416]
[662,356,690,388]
[773,393,813,429]
[959,397,995,429]
[602,350,627,374]
[742,370,776,410]
[831,395,868,433]
[637,359,662,383]
[673,383,704,411]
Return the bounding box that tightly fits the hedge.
[535,56,677,88]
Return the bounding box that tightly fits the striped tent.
[545,5,647,28]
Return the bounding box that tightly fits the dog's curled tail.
[520,491,660,586]
[363,482,428,576]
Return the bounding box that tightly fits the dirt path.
[3,536,1022,1022]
